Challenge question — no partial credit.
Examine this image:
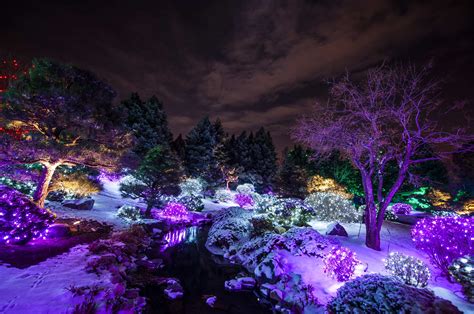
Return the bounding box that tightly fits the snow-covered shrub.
[236,183,255,195]
[214,188,233,203]
[304,192,361,223]
[390,203,413,215]
[206,216,252,255]
[412,217,474,276]
[234,193,254,208]
[179,178,204,196]
[384,252,430,287]
[272,198,314,227]
[430,209,460,217]
[253,193,279,213]
[236,233,286,270]
[249,214,276,236]
[328,274,461,313]
[283,227,336,257]
[213,206,254,223]
[254,251,289,283]
[0,185,54,244]
[323,246,360,282]
[177,194,204,212]
[117,205,142,221]
[449,255,474,303]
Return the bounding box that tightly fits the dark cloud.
[1,0,473,152]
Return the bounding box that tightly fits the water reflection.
[161,226,197,251]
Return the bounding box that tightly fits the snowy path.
[0,245,110,314]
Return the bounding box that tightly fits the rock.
[46,223,72,238]
[255,252,288,283]
[62,198,95,210]
[224,276,256,291]
[325,222,348,237]
[205,296,217,308]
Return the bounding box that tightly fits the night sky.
[2,0,474,152]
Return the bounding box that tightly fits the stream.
[149,225,271,314]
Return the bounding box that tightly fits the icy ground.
[0,245,111,313]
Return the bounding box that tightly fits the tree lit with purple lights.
[1,1,474,313]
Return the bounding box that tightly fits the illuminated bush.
[236,183,255,195]
[449,255,474,303]
[117,205,142,222]
[384,252,431,287]
[254,195,314,227]
[155,202,189,221]
[458,199,474,216]
[49,172,101,199]
[214,189,233,202]
[253,193,279,213]
[0,185,55,244]
[411,217,474,276]
[159,194,204,212]
[328,274,461,313]
[307,175,352,199]
[234,193,254,208]
[428,188,451,209]
[304,192,361,223]
[323,246,360,282]
[179,178,204,196]
[390,203,413,215]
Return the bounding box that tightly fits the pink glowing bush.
[412,217,474,276]
[234,193,254,208]
[0,185,54,244]
[324,246,360,282]
[391,203,413,215]
[157,202,189,221]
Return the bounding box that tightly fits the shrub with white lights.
[117,205,142,222]
[214,188,233,203]
[179,178,204,196]
[384,252,430,287]
[304,192,361,223]
[449,255,474,303]
[411,217,473,276]
[323,246,360,282]
[236,183,255,195]
[0,185,55,244]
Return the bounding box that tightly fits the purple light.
[153,202,189,222]
[323,246,360,282]
[160,227,197,251]
[391,203,412,215]
[234,193,254,208]
[411,217,474,276]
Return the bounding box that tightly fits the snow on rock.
[325,222,348,237]
[62,198,95,210]
[0,245,111,314]
[224,277,256,291]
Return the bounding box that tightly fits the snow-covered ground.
[0,245,111,314]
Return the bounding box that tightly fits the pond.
[149,225,270,314]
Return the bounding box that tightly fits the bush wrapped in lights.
[411,217,474,276]
[236,183,255,195]
[304,192,361,223]
[384,252,431,287]
[234,193,254,208]
[117,205,142,222]
[323,246,360,282]
[306,175,352,199]
[0,185,55,244]
[390,203,413,215]
[214,188,233,203]
[328,274,462,313]
[427,188,451,209]
[449,255,474,303]
[179,178,204,197]
[154,202,189,222]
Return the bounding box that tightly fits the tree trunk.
[145,203,153,218]
[33,162,60,208]
[365,219,381,250]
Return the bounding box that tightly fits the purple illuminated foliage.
[0,185,54,244]
[155,202,189,221]
[391,203,413,215]
[234,193,254,208]
[323,246,360,282]
[412,217,474,276]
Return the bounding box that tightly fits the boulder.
[224,277,256,291]
[325,222,348,237]
[46,223,72,238]
[62,198,95,210]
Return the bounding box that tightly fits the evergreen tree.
[251,128,278,190]
[171,134,186,161]
[277,145,311,198]
[122,93,173,157]
[184,117,218,182]
[120,146,183,216]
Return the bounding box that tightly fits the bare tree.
[293,62,474,250]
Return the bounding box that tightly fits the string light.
[384,252,431,287]
[323,246,360,282]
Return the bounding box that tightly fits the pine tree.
[171,134,186,161]
[277,145,311,198]
[122,93,173,157]
[252,128,278,190]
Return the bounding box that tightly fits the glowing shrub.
[156,202,189,221]
[49,172,102,199]
[328,274,461,313]
[177,194,204,212]
[323,246,360,282]
[411,217,474,276]
[117,205,142,221]
[234,193,254,208]
[0,185,55,244]
[459,199,474,215]
[390,203,412,215]
[304,192,361,223]
[214,189,233,203]
[449,255,474,303]
[179,178,204,196]
[384,252,431,287]
[428,188,451,209]
[307,175,352,199]
[236,183,255,195]
[253,193,279,213]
